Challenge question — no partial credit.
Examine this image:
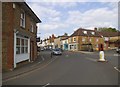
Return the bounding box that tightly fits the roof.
[17,2,41,23]
[99,31,120,37]
[71,28,101,37]
[61,36,69,40]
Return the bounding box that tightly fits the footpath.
[2,51,53,82]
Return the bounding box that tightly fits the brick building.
[2,2,41,71]
[68,28,104,51]
[99,31,120,49]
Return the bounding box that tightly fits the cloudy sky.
[26,1,118,39]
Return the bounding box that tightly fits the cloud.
[27,2,118,39]
[66,7,118,29]
[26,0,119,2]
[27,2,61,20]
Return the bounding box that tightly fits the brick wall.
[2,2,38,71]
[2,2,14,71]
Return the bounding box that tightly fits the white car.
[52,48,62,55]
[116,47,120,54]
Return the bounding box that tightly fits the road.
[3,50,119,85]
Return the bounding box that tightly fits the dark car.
[116,47,120,54]
[52,48,62,55]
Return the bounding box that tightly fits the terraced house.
[99,31,120,49]
[68,28,104,51]
[2,2,41,71]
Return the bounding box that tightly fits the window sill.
[20,26,25,29]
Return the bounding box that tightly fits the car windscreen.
[54,49,60,51]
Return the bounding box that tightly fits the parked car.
[58,48,63,52]
[40,47,44,51]
[52,48,62,55]
[116,47,120,54]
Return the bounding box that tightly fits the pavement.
[2,51,53,82]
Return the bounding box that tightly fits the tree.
[98,27,119,32]
[64,33,68,36]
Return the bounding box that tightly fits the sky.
[26,0,118,40]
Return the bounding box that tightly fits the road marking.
[66,55,69,57]
[55,56,58,58]
[114,67,120,72]
[114,54,120,56]
[85,57,97,62]
[79,51,95,54]
[42,83,50,87]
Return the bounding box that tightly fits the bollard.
[98,51,106,62]
[97,44,107,62]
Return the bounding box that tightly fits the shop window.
[16,37,28,54]
[16,38,20,54]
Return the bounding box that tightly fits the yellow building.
[68,28,104,51]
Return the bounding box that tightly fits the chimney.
[49,36,51,39]
[94,27,97,31]
[52,34,55,38]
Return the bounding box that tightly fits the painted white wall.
[16,54,29,63]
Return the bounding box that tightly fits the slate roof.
[70,28,101,37]
[99,31,120,37]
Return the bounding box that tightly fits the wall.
[2,2,14,71]
[2,2,38,71]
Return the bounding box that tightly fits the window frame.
[82,37,85,42]
[30,23,34,33]
[73,37,76,42]
[16,37,28,54]
[20,11,25,28]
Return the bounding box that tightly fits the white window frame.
[82,37,85,42]
[20,12,25,28]
[83,31,87,34]
[16,36,28,54]
[73,37,76,42]
[30,23,34,33]
[91,32,95,35]
[89,38,92,42]
[96,38,99,42]
[96,44,98,48]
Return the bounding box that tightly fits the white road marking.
[85,57,97,62]
[114,54,120,56]
[66,55,69,57]
[114,67,120,72]
[42,83,50,87]
[55,56,58,58]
